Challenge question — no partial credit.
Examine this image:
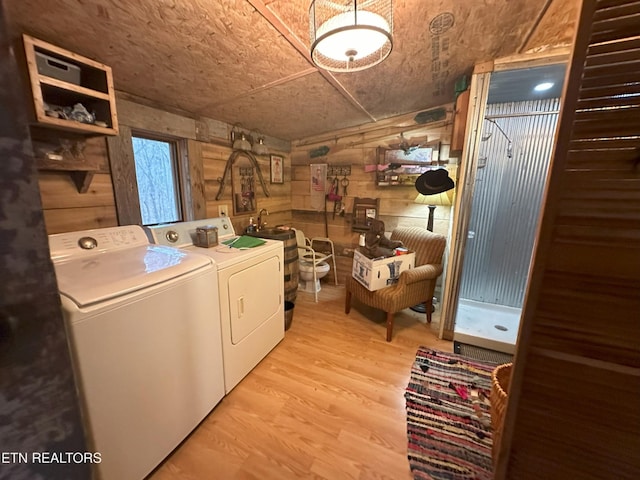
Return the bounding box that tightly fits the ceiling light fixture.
[252,132,269,155]
[231,124,252,151]
[233,133,251,151]
[309,0,393,73]
[534,82,554,92]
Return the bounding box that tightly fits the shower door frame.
[439,49,570,341]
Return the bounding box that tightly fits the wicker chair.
[345,227,446,341]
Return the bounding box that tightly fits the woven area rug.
[405,347,497,480]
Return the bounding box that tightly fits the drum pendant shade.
[310,0,393,72]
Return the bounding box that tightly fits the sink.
[245,227,293,240]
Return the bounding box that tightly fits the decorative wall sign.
[270,154,284,184]
[310,163,327,211]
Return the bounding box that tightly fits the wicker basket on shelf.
[490,362,513,469]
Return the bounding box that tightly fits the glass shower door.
[452,65,565,354]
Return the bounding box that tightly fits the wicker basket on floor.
[490,362,513,470]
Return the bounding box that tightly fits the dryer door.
[227,255,281,344]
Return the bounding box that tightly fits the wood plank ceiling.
[5,0,578,141]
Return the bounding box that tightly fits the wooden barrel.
[250,228,298,303]
[280,231,299,303]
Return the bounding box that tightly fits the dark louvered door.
[496,1,640,478]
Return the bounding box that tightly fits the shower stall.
[446,62,566,354]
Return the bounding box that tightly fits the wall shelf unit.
[23,35,118,193]
[376,147,440,187]
[22,34,119,136]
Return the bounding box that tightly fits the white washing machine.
[146,217,284,394]
[49,225,225,480]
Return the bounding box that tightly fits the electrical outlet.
[218,205,229,217]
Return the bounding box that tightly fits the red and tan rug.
[405,347,497,480]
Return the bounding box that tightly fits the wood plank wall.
[200,141,292,232]
[35,132,118,234]
[30,81,457,319]
[497,1,640,478]
[289,107,456,282]
[34,94,291,235]
[34,94,456,272]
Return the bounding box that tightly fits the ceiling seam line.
[246,0,377,122]
[517,0,555,53]
[199,68,318,110]
[320,73,378,122]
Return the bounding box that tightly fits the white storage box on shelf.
[35,51,81,85]
[351,249,415,291]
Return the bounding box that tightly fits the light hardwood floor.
[149,283,452,480]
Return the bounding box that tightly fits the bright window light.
[132,136,182,226]
[534,82,554,92]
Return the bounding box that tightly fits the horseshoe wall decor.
[216,150,271,201]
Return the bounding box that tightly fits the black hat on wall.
[415,168,455,195]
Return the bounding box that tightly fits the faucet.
[257,209,269,230]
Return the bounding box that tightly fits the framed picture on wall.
[270,154,284,184]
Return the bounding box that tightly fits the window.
[132,135,182,226]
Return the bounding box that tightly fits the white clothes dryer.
[49,226,224,480]
[146,217,284,394]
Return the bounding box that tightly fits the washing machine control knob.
[78,236,97,249]
[166,230,179,243]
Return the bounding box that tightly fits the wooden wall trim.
[439,71,491,339]
[116,95,197,140]
[493,46,571,72]
[106,124,142,225]
[186,139,206,220]
[115,91,291,152]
